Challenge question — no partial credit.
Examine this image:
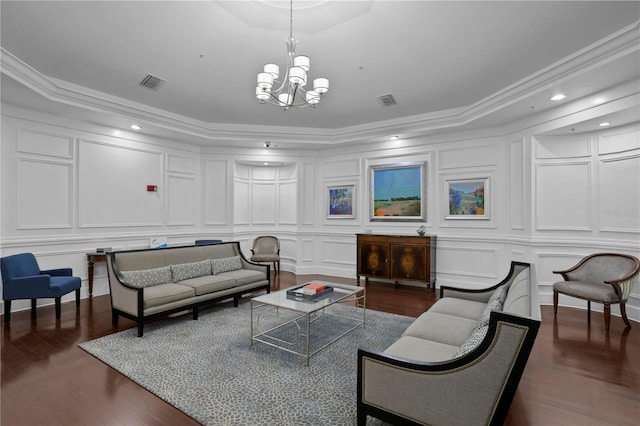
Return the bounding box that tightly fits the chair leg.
[587,300,591,324]
[31,299,37,311]
[620,303,632,328]
[55,297,62,320]
[4,300,11,323]
[75,289,81,308]
[553,291,558,317]
[604,303,611,332]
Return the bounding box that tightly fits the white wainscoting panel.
[252,166,276,181]
[204,160,228,225]
[252,182,276,225]
[233,179,250,225]
[509,138,526,230]
[535,134,591,159]
[438,144,498,169]
[536,162,591,231]
[78,140,163,227]
[599,126,640,155]
[322,239,356,266]
[321,159,360,178]
[436,245,499,279]
[17,159,73,229]
[17,128,73,158]
[168,154,196,174]
[278,181,297,225]
[302,162,315,225]
[301,238,315,262]
[599,154,640,233]
[167,175,197,225]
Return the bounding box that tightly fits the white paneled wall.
[1,110,639,323]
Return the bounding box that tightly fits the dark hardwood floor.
[2,272,639,425]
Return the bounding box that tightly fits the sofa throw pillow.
[475,284,508,330]
[171,260,212,282]
[211,256,242,275]
[453,324,489,358]
[121,266,172,288]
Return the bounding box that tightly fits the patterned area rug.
[79,298,413,425]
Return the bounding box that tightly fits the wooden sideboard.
[356,233,436,288]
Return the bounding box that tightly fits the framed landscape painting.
[327,185,355,219]
[370,162,426,222]
[446,178,489,219]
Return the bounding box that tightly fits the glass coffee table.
[250,282,366,366]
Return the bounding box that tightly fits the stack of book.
[296,283,326,295]
[287,283,334,301]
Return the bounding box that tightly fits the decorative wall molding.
[17,127,74,158]
[16,158,74,229]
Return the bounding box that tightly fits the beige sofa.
[357,261,540,426]
[106,242,270,337]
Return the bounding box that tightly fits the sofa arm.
[357,311,540,426]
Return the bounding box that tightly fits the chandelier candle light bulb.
[255,0,329,109]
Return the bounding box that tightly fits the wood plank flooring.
[2,271,639,425]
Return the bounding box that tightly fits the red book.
[303,283,325,293]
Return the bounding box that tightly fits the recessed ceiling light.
[389,135,399,140]
[592,97,605,105]
[130,124,142,130]
[599,122,611,127]
[264,162,269,166]
[550,94,566,101]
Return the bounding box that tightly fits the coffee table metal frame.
[250,282,366,366]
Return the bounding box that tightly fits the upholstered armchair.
[1,253,81,322]
[250,236,280,273]
[553,253,640,331]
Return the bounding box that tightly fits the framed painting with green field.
[446,178,489,219]
[370,162,426,222]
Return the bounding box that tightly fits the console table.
[356,233,436,288]
[85,252,107,300]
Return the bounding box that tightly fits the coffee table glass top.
[251,282,363,314]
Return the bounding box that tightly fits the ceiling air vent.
[378,93,397,106]
[139,74,166,91]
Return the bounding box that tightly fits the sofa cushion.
[453,324,489,358]
[402,311,478,347]
[428,297,487,321]
[217,269,266,287]
[475,284,508,329]
[177,275,236,296]
[211,256,242,275]
[121,266,172,288]
[171,260,212,282]
[385,335,460,362]
[504,268,531,316]
[143,283,195,309]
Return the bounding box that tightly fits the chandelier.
[255,0,329,109]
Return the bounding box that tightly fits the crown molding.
[2,20,638,145]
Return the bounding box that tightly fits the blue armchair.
[1,253,81,322]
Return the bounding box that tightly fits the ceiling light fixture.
[256,0,329,110]
[550,94,566,101]
[599,122,611,127]
[130,124,142,130]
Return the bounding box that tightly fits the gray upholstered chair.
[250,236,280,273]
[553,253,640,332]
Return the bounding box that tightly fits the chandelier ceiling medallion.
[255,0,329,109]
